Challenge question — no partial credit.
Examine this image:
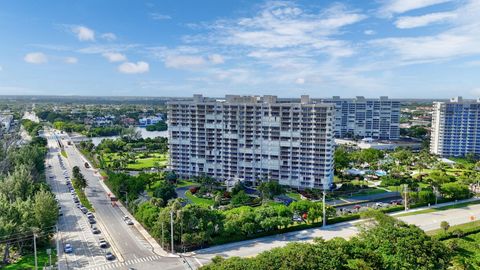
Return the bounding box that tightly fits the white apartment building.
[168,95,335,189]
[430,97,480,157]
[322,96,400,140]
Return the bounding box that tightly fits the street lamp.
[170,210,174,253]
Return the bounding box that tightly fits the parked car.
[99,239,109,248]
[105,251,115,260]
[64,244,73,253]
[91,226,100,234]
[88,218,96,224]
[80,207,88,214]
[375,202,387,208]
[86,212,94,219]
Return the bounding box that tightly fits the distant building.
[121,117,136,126]
[430,96,480,157]
[0,114,13,132]
[322,96,401,140]
[168,94,335,189]
[139,114,164,127]
[93,116,112,127]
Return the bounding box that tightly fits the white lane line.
[48,134,100,268]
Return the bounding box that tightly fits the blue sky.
[1,0,480,98]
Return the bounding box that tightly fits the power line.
[0,225,57,241]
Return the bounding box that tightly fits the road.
[45,130,190,270]
[190,199,480,267]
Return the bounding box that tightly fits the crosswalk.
[84,255,164,270]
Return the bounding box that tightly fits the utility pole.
[33,232,38,270]
[322,190,326,227]
[404,184,408,211]
[170,210,174,253]
[160,215,164,248]
[433,186,438,205]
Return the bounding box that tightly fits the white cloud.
[101,33,117,41]
[150,13,171,20]
[295,78,305,84]
[395,12,457,29]
[24,52,48,64]
[208,54,224,64]
[102,52,127,62]
[379,0,453,17]
[77,44,139,54]
[364,29,376,35]
[165,55,206,69]
[72,26,95,41]
[215,2,366,50]
[118,61,149,74]
[64,57,78,64]
[470,87,480,96]
[372,0,480,63]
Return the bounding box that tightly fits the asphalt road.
[46,133,107,269]
[46,130,190,270]
[190,199,480,267]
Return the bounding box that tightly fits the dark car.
[88,217,96,224]
[91,226,100,234]
[64,243,73,253]
[105,252,115,261]
[99,239,109,248]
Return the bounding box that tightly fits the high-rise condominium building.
[430,96,480,157]
[322,96,400,140]
[168,95,335,189]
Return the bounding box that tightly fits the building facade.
[430,97,480,157]
[322,96,400,140]
[139,114,164,127]
[168,95,335,189]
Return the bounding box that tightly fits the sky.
[1,0,480,98]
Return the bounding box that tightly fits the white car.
[124,217,134,225]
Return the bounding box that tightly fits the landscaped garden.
[76,134,480,255]
[102,152,168,170]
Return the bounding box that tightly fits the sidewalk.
[389,197,480,217]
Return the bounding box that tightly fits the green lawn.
[428,220,480,236]
[350,188,387,197]
[4,249,57,270]
[395,200,480,218]
[102,152,168,170]
[185,190,214,206]
[386,185,402,192]
[176,180,197,188]
[286,192,301,201]
[60,149,67,158]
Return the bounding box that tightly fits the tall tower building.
[168,95,335,189]
[322,96,400,140]
[430,96,480,157]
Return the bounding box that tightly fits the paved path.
[189,198,480,268]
